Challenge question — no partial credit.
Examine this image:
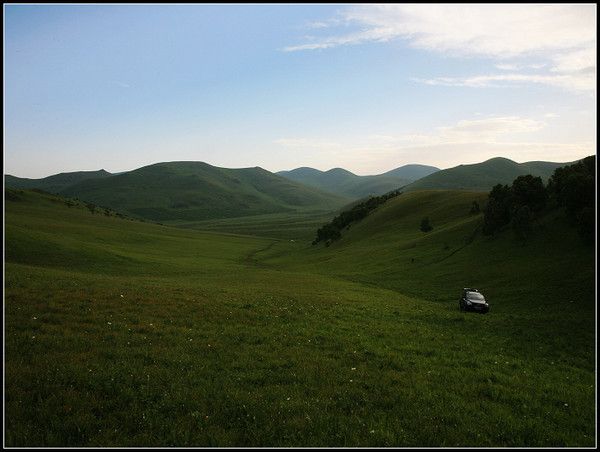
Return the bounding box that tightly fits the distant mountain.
[380,164,440,180]
[404,157,576,192]
[53,161,348,221]
[5,169,112,194]
[277,164,439,198]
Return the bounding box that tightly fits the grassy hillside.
[57,161,348,222]
[5,169,112,193]
[264,190,596,443]
[404,157,574,192]
[277,164,438,198]
[270,190,595,307]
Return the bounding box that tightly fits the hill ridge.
[277,163,439,198]
[404,157,580,192]
[53,161,348,222]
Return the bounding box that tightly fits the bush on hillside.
[420,217,433,232]
[86,202,97,214]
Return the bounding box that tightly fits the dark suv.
[459,288,489,313]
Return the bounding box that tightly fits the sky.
[4,3,597,178]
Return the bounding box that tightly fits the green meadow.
[4,188,596,447]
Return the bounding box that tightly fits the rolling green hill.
[54,161,350,221]
[5,169,112,194]
[277,164,439,198]
[270,190,595,309]
[404,157,576,192]
[5,188,595,447]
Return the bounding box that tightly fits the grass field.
[4,189,596,447]
[172,210,337,241]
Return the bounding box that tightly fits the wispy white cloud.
[277,116,550,151]
[437,117,545,143]
[287,5,595,57]
[361,117,546,148]
[495,63,547,71]
[550,47,596,74]
[495,64,519,71]
[413,72,595,92]
[286,5,596,93]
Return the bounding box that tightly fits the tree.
[512,205,532,241]
[511,174,547,213]
[482,184,512,235]
[420,217,433,232]
[548,156,595,215]
[547,155,595,242]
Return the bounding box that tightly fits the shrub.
[420,217,433,232]
[85,202,96,214]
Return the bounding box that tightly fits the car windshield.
[467,292,484,300]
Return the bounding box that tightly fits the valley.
[4,175,595,447]
[5,4,596,448]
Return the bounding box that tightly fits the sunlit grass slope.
[172,210,335,240]
[271,190,595,311]
[5,189,595,447]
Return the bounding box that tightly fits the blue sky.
[4,4,596,178]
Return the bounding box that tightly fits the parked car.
[459,288,489,313]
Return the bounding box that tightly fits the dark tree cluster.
[483,175,547,239]
[483,156,595,242]
[547,155,595,242]
[313,190,402,245]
